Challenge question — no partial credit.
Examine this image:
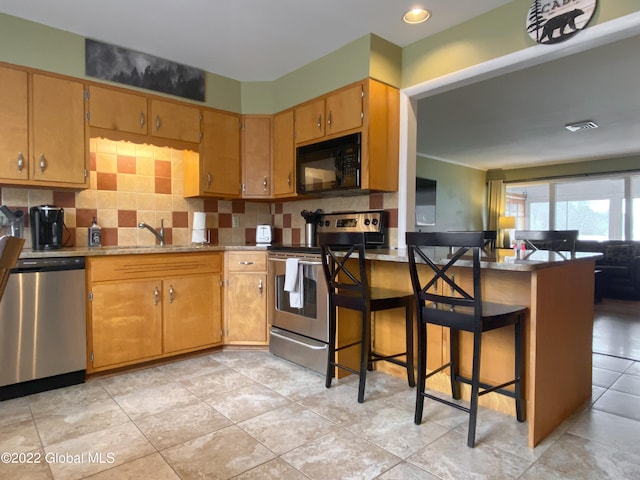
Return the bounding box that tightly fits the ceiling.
[417,30,640,171]
[0,0,511,81]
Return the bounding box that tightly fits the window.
[506,184,549,231]
[506,173,637,240]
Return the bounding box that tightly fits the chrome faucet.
[138,219,165,246]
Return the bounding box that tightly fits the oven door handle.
[270,329,328,350]
[268,258,322,266]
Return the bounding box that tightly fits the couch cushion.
[604,245,634,266]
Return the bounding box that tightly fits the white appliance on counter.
[256,225,272,244]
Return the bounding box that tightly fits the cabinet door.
[241,116,272,198]
[90,279,162,369]
[273,110,295,197]
[0,66,29,181]
[163,274,222,353]
[325,83,363,136]
[294,99,325,144]
[150,99,201,143]
[31,74,87,185]
[201,109,241,196]
[88,85,148,135]
[225,272,267,344]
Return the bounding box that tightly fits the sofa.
[575,240,640,300]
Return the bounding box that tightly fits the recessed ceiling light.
[403,8,430,24]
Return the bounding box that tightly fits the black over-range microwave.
[296,133,361,195]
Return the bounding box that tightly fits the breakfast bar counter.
[364,248,601,448]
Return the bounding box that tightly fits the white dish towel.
[284,258,304,308]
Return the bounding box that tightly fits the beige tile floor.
[1,347,640,480]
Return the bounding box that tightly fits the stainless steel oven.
[268,210,387,373]
[268,251,329,373]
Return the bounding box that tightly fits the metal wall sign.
[526,0,597,44]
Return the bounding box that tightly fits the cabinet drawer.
[89,252,222,282]
[225,251,266,272]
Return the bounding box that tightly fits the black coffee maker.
[30,205,64,250]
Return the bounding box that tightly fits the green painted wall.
[402,0,640,88]
[415,156,486,231]
[0,13,243,112]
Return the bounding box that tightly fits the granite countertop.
[18,243,269,259]
[19,244,602,272]
[364,247,603,272]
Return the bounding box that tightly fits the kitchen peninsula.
[363,247,601,448]
[15,244,600,447]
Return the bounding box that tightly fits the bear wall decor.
[526,0,597,45]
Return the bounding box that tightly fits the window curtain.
[487,179,506,244]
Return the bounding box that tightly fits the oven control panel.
[316,210,386,234]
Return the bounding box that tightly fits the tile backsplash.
[0,138,399,249]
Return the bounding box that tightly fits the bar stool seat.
[319,232,415,403]
[406,231,526,447]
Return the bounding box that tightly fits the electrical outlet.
[232,215,240,228]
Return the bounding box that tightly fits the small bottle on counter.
[88,217,101,247]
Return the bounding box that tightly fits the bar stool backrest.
[514,230,578,252]
[406,231,484,325]
[318,232,370,309]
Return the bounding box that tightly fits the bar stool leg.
[405,301,415,387]
[414,319,427,424]
[326,306,337,389]
[358,309,371,403]
[467,330,482,448]
[515,316,525,422]
[450,329,461,400]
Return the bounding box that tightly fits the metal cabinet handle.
[39,154,46,173]
[287,173,291,186]
[140,112,145,128]
[258,279,263,295]
[206,172,212,187]
[17,152,24,172]
[154,286,160,305]
[239,261,255,265]
[155,114,161,131]
[263,176,268,191]
[317,115,322,129]
[169,285,174,303]
[327,110,332,127]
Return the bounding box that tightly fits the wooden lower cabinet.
[87,253,223,373]
[90,278,163,369]
[224,251,268,345]
[164,274,222,353]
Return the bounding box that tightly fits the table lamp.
[498,216,516,248]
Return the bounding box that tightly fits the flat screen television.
[415,177,436,226]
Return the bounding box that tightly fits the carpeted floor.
[593,298,640,361]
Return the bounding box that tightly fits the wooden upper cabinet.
[294,99,325,144]
[0,66,29,182]
[201,109,241,197]
[88,85,148,135]
[295,83,363,145]
[272,109,295,197]
[241,115,272,198]
[325,83,363,136]
[31,73,87,186]
[150,99,201,143]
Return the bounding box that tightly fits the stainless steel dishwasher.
[0,256,86,400]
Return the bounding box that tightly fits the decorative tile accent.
[0,137,398,248]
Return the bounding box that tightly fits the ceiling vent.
[565,120,599,132]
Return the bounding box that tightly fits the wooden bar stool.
[406,231,526,447]
[319,232,415,403]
